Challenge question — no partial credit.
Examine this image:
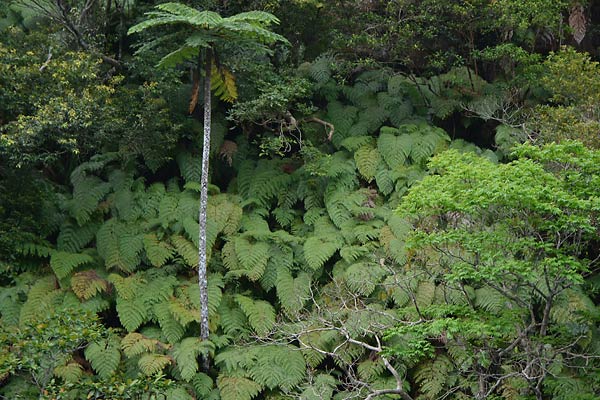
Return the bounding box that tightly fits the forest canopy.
[1,1,600,399]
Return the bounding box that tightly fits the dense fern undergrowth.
[2,3,600,399]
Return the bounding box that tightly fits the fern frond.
[54,362,83,383]
[171,234,199,267]
[217,298,250,336]
[303,236,340,270]
[19,276,60,325]
[85,336,121,379]
[211,65,238,103]
[233,237,270,281]
[234,294,275,336]
[173,337,215,381]
[121,332,162,358]
[71,270,109,300]
[217,375,262,400]
[354,144,380,182]
[249,345,306,391]
[154,302,185,344]
[192,372,214,398]
[474,286,506,313]
[344,261,385,296]
[57,219,99,253]
[50,251,94,280]
[68,176,111,226]
[414,355,453,398]
[276,267,311,315]
[415,281,436,309]
[116,297,148,332]
[143,233,174,268]
[138,354,172,376]
[97,219,143,272]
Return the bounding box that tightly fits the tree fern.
[57,219,99,253]
[171,234,199,267]
[344,261,386,296]
[233,236,270,281]
[50,250,94,279]
[217,375,262,400]
[143,233,174,267]
[248,345,306,392]
[154,302,185,344]
[234,294,275,336]
[85,336,121,379]
[70,270,109,300]
[177,151,202,184]
[53,362,83,383]
[275,267,311,315]
[138,353,173,376]
[173,337,215,381]
[68,176,111,226]
[414,355,453,399]
[303,236,340,270]
[116,296,148,332]
[19,276,60,325]
[354,144,380,182]
[121,332,162,358]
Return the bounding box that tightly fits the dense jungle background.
[2,0,600,399]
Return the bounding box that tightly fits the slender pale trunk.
[198,48,212,345]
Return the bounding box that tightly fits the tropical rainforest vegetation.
[1,1,600,399]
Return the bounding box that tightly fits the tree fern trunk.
[198,48,212,348]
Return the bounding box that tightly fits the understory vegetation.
[1,1,600,399]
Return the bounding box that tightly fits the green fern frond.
[154,302,185,344]
[414,354,453,398]
[19,276,61,325]
[234,294,275,336]
[303,236,340,270]
[173,337,215,381]
[217,298,250,336]
[97,219,143,272]
[138,354,173,376]
[233,237,270,281]
[276,267,311,315]
[248,345,306,391]
[144,233,174,268]
[54,362,83,383]
[377,128,411,169]
[357,358,386,381]
[116,297,148,332]
[415,281,436,309]
[121,332,163,358]
[474,286,506,313]
[50,251,94,280]
[68,176,111,226]
[57,219,99,253]
[217,375,262,400]
[191,373,214,398]
[171,234,199,267]
[85,336,121,379]
[344,261,385,296]
[354,144,380,182]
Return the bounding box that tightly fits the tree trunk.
[198,48,212,348]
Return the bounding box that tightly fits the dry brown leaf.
[569,4,586,45]
[219,140,238,166]
[188,72,200,114]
